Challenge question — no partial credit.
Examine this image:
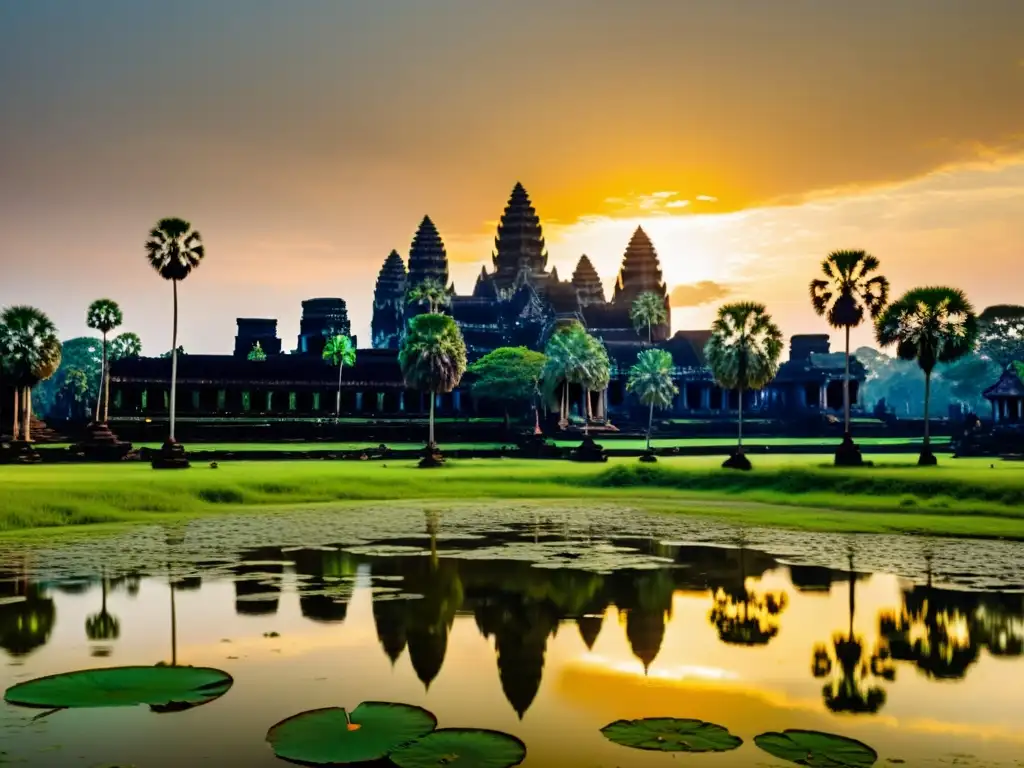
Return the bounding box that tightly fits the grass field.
[2,454,1022,540]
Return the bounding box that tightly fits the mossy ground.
[2,453,1022,540]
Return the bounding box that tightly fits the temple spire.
[612,226,667,306]
[572,254,606,306]
[371,250,407,349]
[407,215,450,289]
[491,182,548,291]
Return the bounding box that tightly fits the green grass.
[553,436,949,449]
[2,454,1023,540]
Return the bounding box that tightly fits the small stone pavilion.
[983,365,1024,423]
[107,182,862,426]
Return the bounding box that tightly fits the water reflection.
[2,515,1024,766]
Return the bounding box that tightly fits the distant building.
[107,181,862,425]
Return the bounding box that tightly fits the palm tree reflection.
[708,547,788,646]
[811,554,892,714]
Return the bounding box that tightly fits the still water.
[1,503,1023,767]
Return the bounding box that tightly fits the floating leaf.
[754,730,878,767]
[266,702,437,765]
[390,728,527,768]
[3,666,233,712]
[600,718,742,752]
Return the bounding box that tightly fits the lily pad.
[266,702,437,765]
[600,718,742,753]
[754,730,878,767]
[3,666,233,712]
[390,728,527,768]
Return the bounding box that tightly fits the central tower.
[490,182,549,294]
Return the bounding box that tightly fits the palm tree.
[407,278,450,315]
[542,323,609,432]
[630,291,668,344]
[85,299,123,424]
[85,571,120,644]
[627,348,679,459]
[0,306,62,442]
[109,332,142,361]
[809,251,890,463]
[145,217,205,448]
[399,313,467,464]
[704,302,783,470]
[322,334,357,417]
[875,287,978,465]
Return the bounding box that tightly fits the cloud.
[695,195,718,202]
[670,281,732,308]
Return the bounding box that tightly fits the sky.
[1,0,1022,356]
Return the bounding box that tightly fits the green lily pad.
[266,702,437,765]
[390,728,527,768]
[754,730,878,767]
[3,666,233,712]
[600,718,742,752]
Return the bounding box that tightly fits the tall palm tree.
[399,313,467,464]
[322,334,357,417]
[407,278,450,315]
[145,217,205,447]
[875,287,978,465]
[85,299,123,424]
[0,306,62,442]
[627,348,679,458]
[109,332,142,361]
[809,251,890,461]
[542,323,609,432]
[704,302,783,470]
[630,291,668,344]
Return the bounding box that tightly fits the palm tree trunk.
[648,322,652,344]
[737,388,744,452]
[646,400,654,452]
[11,387,19,440]
[923,372,931,453]
[428,392,436,447]
[169,578,177,666]
[847,552,855,640]
[582,389,590,435]
[103,331,112,423]
[95,334,105,423]
[169,279,179,443]
[843,325,851,437]
[22,388,31,442]
[503,407,510,432]
[335,363,343,417]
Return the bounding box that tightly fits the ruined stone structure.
[106,181,863,427]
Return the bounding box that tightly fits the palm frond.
[811,250,889,330]
[145,217,205,282]
[703,301,783,391]
[399,313,467,394]
[874,286,978,373]
[627,348,678,409]
[86,299,124,334]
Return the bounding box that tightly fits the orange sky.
[1,1,1022,354]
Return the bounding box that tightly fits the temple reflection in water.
[4,533,1021,724]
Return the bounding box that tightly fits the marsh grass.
[1,455,1022,539]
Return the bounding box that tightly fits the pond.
[2,502,1023,767]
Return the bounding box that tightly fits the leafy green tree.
[976,305,1024,369]
[467,347,546,430]
[630,291,668,343]
[809,250,890,441]
[399,313,467,451]
[0,306,62,441]
[109,332,142,361]
[322,334,357,417]
[86,298,123,423]
[875,287,978,465]
[247,341,267,362]
[145,217,205,444]
[407,278,450,315]
[160,345,186,359]
[627,348,679,453]
[704,302,783,468]
[29,336,102,421]
[54,368,91,421]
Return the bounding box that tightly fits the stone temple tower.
[489,182,549,295]
[371,250,407,349]
[612,226,670,340]
[406,215,450,290]
[571,254,606,306]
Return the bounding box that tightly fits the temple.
[106,181,864,427]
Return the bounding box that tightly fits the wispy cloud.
[670,281,732,308]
